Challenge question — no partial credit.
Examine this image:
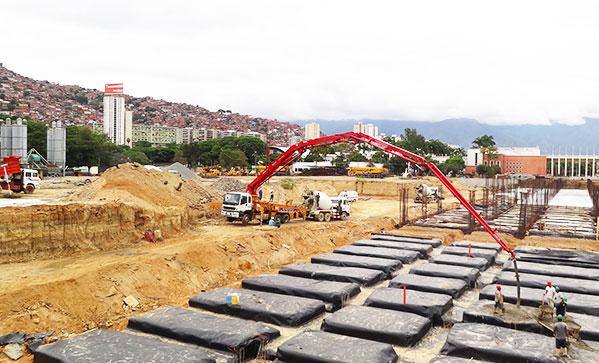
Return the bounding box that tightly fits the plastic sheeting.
[127,305,279,360]
[241,274,360,311]
[311,253,402,277]
[353,239,433,257]
[334,245,420,263]
[513,247,599,269]
[430,254,490,270]
[568,312,599,342]
[502,260,599,281]
[462,300,547,335]
[279,263,385,286]
[276,330,398,363]
[371,233,442,247]
[364,287,452,323]
[388,274,468,298]
[410,263,480,287]
[479,284,599,316]
[441,323,571,363]
[440,246,497,262]
[321,305,431,346]
[189,288,324,327]
[429,356,491,363]
[450,240,502,252]
[34,329,216,363]
[494,271,599,296]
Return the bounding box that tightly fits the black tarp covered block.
[33,329,216,363]
[429,356,491,363]
[371,233,442,247]
[364,287,452,323]
[450,240,502,252]
[276,330,398,363]
[502,260,599,281]
[479,284,599,316]
[440,323,599,363]
[430,254,489,270]
[494,271,599,296]
[127,305,279,360]
[353,239,433,257]
[568,312,599,342]
[189,288,325,327]
[242,274,360,311]
[410,263,480,287]
[279,263,385,286]
[440,246,497,263]
[321,305,431,346]
[334,244,420,263]
[311,253,401,277]
[513,247,599,269]
[388,274,468,299]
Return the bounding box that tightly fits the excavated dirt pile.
[0,164,216,263]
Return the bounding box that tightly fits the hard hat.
[555,286,560,292]
[557,314,563,321]
[547,281,552,286]
[561,296,568,302]
[496,284,501,290]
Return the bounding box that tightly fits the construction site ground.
[2,166,599,362]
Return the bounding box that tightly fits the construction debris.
[123,295,140,309]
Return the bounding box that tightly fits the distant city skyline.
[2,1,599,125]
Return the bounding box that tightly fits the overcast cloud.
[1,1,598,125]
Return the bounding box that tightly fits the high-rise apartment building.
[103,83,132,147]
[304,122,320,140]
[353,122,379,138]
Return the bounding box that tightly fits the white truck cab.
[221,192,253,224]
[14,168,41,194]
[329,196,351,220]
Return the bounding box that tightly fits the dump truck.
[0,155,41,194]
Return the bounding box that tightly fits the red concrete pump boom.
[248,131,515,257]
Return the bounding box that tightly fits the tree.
[123,148,150,164]
[472,135,496,148]
[441,155,465,176]
[476,164,501,178]
[27,120,48,156]
[426,139,454,156]
[219,148,247,168]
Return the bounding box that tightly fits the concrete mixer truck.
[302,190,350,222]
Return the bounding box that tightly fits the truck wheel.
[324,213,332,222]
[274,214,283,224]
[241,213,250,225]
[282,214,290,223]
[317,212,325,222]
[341,212,349,220]
[226,217,235,222]
[24,184,35,194]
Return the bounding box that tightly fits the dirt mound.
[163,162,199,180]
[69,163,214,210]
[209,178,247,193]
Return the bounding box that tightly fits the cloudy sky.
[1,1,598,125]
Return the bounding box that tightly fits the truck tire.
[282,214,290,223]
[274,214,283,224]
[317,212,325,222]
[24,184,35,194]
[324,213,332,222]
[341,212,349,220]
[241,213,251,225]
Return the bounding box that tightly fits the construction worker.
[269,191,274,202]
[258,188,263,200]
[555,296,568,319]
[494,284,505,314]
[554,286,564,305]
[553,314,568,357]
[539,281,555,318]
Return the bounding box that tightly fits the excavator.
[221,131,523,303]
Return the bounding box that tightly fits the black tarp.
[364,287,452,323]
[440,246,497,262]
[440,323,599,363]
[502,260,599,281]
[430,254,490,270]
[451,240,502,251]
[429,356,491,363]
[321,305,431,346]
[241,274,360,311]
[462,300,547,335]
[371,233,442,247]
[494,271,599,296]
[279,263,385,286]
[127,305,279,360]
[189,288,325,327]
[479,284,599,316]
[353,239,433,257]
[514,247,599,269]
[33,329,216,363]
[388,274,468,298]
[276,330,398,363]
[568,312,599,342]
[334,245,420,263]
[409,263,480,287]
[311,253,401,277]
